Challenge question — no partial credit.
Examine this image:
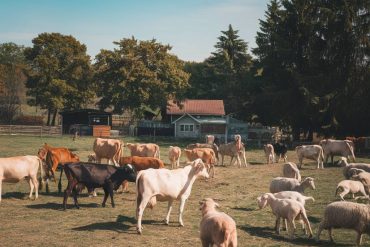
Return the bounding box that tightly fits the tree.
[0,43,27,123]
[94,37,190,118]
[25,33,94,125]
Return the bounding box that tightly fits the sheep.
[351,170,370,196]
[257,193,313,239]
[168,146,181,169]
[335,180,368,201]
[316,201,370,245]
[258,191,315,234]
[199,198,237,247]
[339,157,370,179]
[282,162,301,181]
[269,177,315,194]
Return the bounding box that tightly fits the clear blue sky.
[0,0,269,62]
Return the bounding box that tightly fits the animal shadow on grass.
[231,206,255,212]
[239,224,347,246]
[26,202,99,210]
[248,161,266,166]
[72,215,137,233]
[2,192,28,200]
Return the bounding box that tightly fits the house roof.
[167,99,225,116]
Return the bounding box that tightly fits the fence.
[0,125,62,136]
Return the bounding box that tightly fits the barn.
[59,109,112,136]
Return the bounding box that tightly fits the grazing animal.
[335,180,368,201]
[199,198,237,247]
[296,145,324,169]
[62,162,136,210]
[87,153,97,163]
[338,157,370,179]
[264,144,275,164]
[126,143,160,159]
[118,156,165,191]
[93,138,123,166]
[351,170,370,195]
[205,135,215,144]
[272,143,288,162]
[218,139,247,167]
[257,193,313,239]
[282,162,301,181]
[168,146,181,169]
[187,143,219,160]
[0,156,46,202]
[183,148,216,178]
[316,201,370,245]
[135,159,209,234]
[270,177,315,194]
[320,139,355,164]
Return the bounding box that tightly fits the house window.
[180,124,194,132]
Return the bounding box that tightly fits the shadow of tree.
[239,224,347,246]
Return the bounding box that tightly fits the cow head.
[118,164,137,183]
[38,148,47,161]
[192,159,209,179]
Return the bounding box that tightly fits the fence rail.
[0,125,62,136]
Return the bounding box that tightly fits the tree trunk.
[292,127,300,142]
[47,109,51,126]
[51,109,58,126]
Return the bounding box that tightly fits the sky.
[0,0,269,62]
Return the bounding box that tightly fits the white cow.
[0,156,46,202]
[135,159,209,234]
[93,138,123,166]
[296,145,324,169]
[264,144,275,164]
[320,139,355,164]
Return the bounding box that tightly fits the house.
[167,99,228,139]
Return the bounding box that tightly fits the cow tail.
[45,151,55,180]
[319,147,324,163]
[346,142,356,162]
[136,172,143,209]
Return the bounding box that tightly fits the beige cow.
[0,156,46,202]
[93,138,123,166]
[219,136,247,167]
[320,139,355,164]
[126,143,160,159]
[296,145,324,169]
[184,148,217,178]
[168,146,181,169]
[264,144,275,164]
[135,159,209,234]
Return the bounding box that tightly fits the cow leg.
[63,179,78,210]
[58,168,63,194]
[221,155,224,166]
[121,180,128,193]
[331,155,334,165]
[31,175,39,199]
[108,183,115,208]
[165,200,174,225]
[27,178,34,200]
[284,155,287,162]
[178,198,187,226]
[229,156,234,166]
[45,178,50,194]
[0,179,2,202]
[136,196,150,234]
[236,155,241,168]
[243,151,248,167]
[72,187,79,209]
[102,187,109,207]
[177,158,180,168]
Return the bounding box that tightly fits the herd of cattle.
[0,135,368,246]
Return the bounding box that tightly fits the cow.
[218,136,247,168]
[0,156,46,202]
[62,162,136,210]
[205,135,215,144]
[168,146,181,169]
[272,143,288,162]
[126,143,160,159]
[264,144,275,164]
[187,143,219,160]
[296,145,324,169]
[93,138,123,166]
[135,159,209,234]
[118,156,165,192]
[320,139,356,164]
[183,148,217,178]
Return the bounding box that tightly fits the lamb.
[257,193,313,239]
[199,198,237,247]
[168,146,181,169]
[282,162,301,181]
[338,157,370,179]
[270,177,315,194]
[335,180,368,201]
[316,201,370,245]
[264,144,275,164]
[351,170,370,195]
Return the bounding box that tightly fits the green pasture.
[0,135,369,246]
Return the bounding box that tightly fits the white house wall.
[175,116,199,138]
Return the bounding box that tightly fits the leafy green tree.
[25,33,94,125]
[94,37,190,118]
[0,43,27,123]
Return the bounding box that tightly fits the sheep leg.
[165,200,173,225]
[301,211,313,238]
[339,189,349,201]
[275,217,281,234]
[287,220,295,239]
[316,223,323,242]
[356,232,363,246]
[328,228,334,242]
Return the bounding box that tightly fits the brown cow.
[184,148,216,178]
[93,138,123,166]
[39,143,79,193]
[126,143,160,159]
[119,156,165,192]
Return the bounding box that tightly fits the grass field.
[0,135,369,247]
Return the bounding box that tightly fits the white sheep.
[351,170,370,196]
[338,157,370,179]
[257,193,313,239]
[335,180,368,201]
[316,201,370,245]
[168,146,181,169]
[282,162,301,181]
[270,177,315,194]
[199,198,237,247]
